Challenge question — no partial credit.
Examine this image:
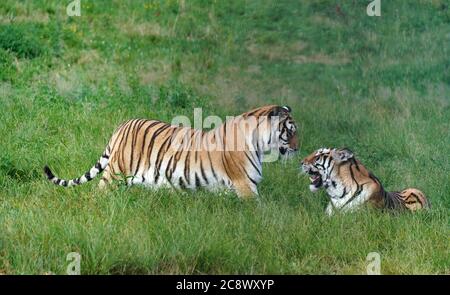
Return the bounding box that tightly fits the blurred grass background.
[0,0,448,274]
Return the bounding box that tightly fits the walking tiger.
[44,105,299,198]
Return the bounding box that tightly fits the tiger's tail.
[44,147,110,187]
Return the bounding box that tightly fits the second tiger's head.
[301,147,354,192]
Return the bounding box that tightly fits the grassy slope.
[0,0,448,274]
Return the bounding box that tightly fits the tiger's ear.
[331,148,354,163]
[281,105,292,113]
[269,105,291,118]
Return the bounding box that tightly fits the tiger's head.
[237,105,298,162]
[301,147,354,192]
[240,105,299,159]
[270,105,299,157]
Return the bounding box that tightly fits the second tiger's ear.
[269,105,292,118]
[331,148,354,163]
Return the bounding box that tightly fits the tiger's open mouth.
[308,171,322,187]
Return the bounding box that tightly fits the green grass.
[0,0,449,274]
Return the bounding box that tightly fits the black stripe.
[324,156,331,170]
[194,132,199,163]
[195,173,201,187]
[116,119,138,171]
[244,169,258,186]
[221,153,231,178]
[84,172,92,181]
[135,121,164,175]
[171,130,185,174]
[184,151,191,185]
[222,121,227,146]
[145,124,171,173]
[200,160,209,185]
[130,119,147,174]
[245,110,259,117]
[207,151,218,181]
[342,183,364,207]
[245,152,261,175]
[183,130,195,185]
[123,119,141,172]
[323,162,335,186]
[171,150,182,175]
[154,130,175,183]
[109,119,133,151]
[165,155,174,181]
[179,177,186,189]
[339,187,347,199]
[43,166,55,180]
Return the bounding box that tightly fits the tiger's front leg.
[98,166,113,189]
[325,202,335,216]
[233,181,259,199]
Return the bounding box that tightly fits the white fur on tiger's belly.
[126,164,237,192]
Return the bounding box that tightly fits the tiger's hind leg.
[399,188,430,211]
[98,166,113,189]
[233,180,259,200]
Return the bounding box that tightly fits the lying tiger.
[301,147,429,215]
[44,105,298,198]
